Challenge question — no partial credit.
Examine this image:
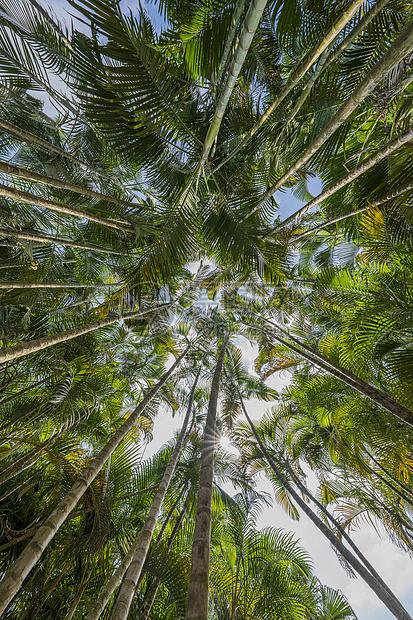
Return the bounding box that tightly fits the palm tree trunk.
[0,119,149,202]
[200,0,269,165]
[140,492,191,620]
[274,332,413,425]
[0,159,145,211]
[265,124,413,235]
[64,570,93,620]
[292,180,413,241]
[0,304,170,365]
[213,0,247,85]
[0,183,134,233]
[0,485,162,552]
[0,262,36,269]
[364,450,413,506]
[246,318,413,425]
[244,18,413,219]
[255,0,391,155]
[87,368,200,620]
[282,461,398,599]
[213,0,366,173]
[0,282,119,289]
[240,399,413,620]
[185,334,230,620]
[0,348,187,616]
[0,119,112,181]
[0,227,123,254]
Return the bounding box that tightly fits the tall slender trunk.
[270,325,413,425]
[292,180,413,241]
[240,399,413,620]
[0,349,187,615]
[0,159,145,211]
[363,450,413,506]
[0,304,170,365]
[0,262,37,269]
[213,0,366,173]
[244,18,413,219]
[64,570,93,620]
[0,282,119,289]
[0,226,123,254]
[281,461,396,598]
[0,183,134,233]
[0,119,150,203]
[245,318,413,425]
[200,0,268,165]
[213,0,247,86]
[0,485,162,554]
[87,368,200,620]
[185,334,230,620]
[0,119,112,182]
[265,125,413,235]
[140,492,191,620]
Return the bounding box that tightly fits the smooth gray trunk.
[185,334,230,620]
[213,0,365,173]
[0,183,134,233]
[0,159,144,210]
[246,318,413,426]
[0,281,119,289]
[140,492,191,620]
[292,180,413,240]
[0,304,170,365]
[266,125,413,235]
[213,0,246,85]
[0,226,123,254]
[200,0,268,165]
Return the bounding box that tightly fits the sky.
[11,1,413,617]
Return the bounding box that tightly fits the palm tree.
[92,365,202,620]
[185,333,230,620]
[0,347,187,614]
[237,396,413,620]
[1,0,413,617]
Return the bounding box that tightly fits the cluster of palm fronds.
[1,0,413,618]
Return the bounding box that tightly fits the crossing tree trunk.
[0,227,122,254]
[0,159,145,210]
[0,183,134,232]
[244,318,413,426]
[213,0,366,173]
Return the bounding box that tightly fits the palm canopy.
[1,0,413,618]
